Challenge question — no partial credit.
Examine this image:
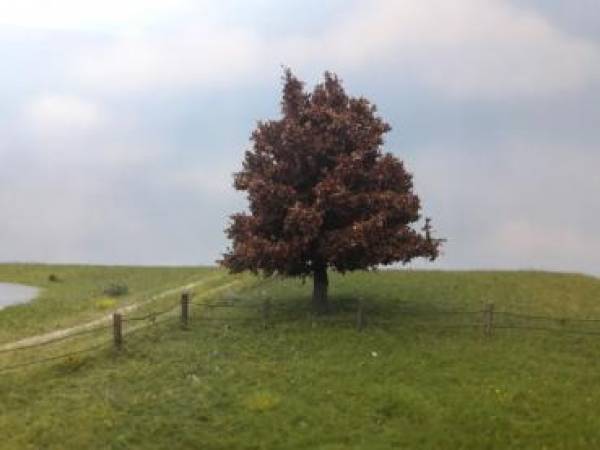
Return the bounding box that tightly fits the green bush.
[95,297,118,310]
[102,282,129,297]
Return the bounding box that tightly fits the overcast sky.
[0,0,599,275]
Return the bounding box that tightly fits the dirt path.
[0,275,243,351]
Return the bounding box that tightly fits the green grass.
[0,264,229,343]
[2,268,600,449]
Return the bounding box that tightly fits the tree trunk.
[312,265,329,314]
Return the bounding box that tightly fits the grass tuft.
[244,391,281,412]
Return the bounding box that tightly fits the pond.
[0,283,38,310]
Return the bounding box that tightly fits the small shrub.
[48,274,60,282]
[95,297,117,310]
[102,282,129,297]
[243,392,280,412]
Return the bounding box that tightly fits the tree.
[221,69,442,312]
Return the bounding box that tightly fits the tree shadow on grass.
[203,289,483,330]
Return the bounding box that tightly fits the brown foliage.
[221,69,442,278]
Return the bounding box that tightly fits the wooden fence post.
[483,302,494,337]
[181,291,190,329]
[113,312,123,349]
[356,300,365,331]
[262,298,271,329]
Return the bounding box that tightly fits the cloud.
[1,0,598,273]
[288,0,600,99]
[407,140,600,273]
[493,220,598,265]
[168,163,237,197]
[0,0,194,32]
[69,0,600,99]
[0,94,243,265]
[74,26,263,92]
[24,94,102,137]
[11,93,170,168]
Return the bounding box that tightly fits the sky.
[0,0,599,275]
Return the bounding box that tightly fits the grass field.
[0,264,229,343]
[1,267,600,449]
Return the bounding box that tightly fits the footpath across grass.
[0,264,224,343]
[1,269,600,449]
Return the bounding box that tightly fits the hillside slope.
[1,269,600,449]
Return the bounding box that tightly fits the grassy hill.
[0,264,224,342]
[1,266,600,449]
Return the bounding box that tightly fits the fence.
[3,293,600,374]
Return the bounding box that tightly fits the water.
[0,283,38,310]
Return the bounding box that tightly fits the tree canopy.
[221,69,442,310]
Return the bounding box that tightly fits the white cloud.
[24,94,102,136]
[1,0,599,271]
[68,0,600,99]
[407,140,600,274]
[494,220,595,262]
[312,0,600,98]
[13,93,168,167]
[75,26,263,91]
[168,163,236,196]
[0,0,194,32]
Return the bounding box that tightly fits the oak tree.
[221,69,442,312]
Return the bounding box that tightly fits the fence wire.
[123,315,180,338]
[495,311,600,323]
[6,296,600,375]
[0,341,111,374]
[124,304,179,322]
[0,325,112,355]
